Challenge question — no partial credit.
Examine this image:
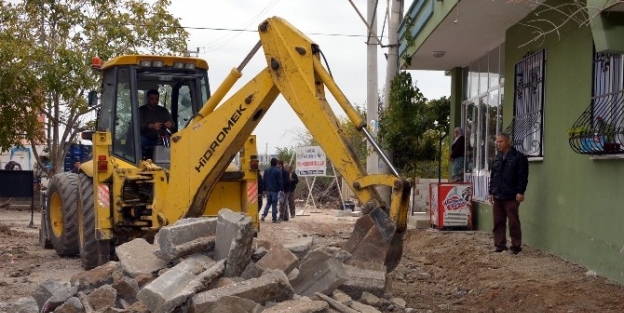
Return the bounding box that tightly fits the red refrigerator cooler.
[429,182,473,230]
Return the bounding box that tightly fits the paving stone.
[136,254,214,313]
[70,262,123,294]
[207,277,238,290]
[132,273,155,289]
[256,244,299,275]
[284,236,314,260]
[154,236,216,262]
[339,263,391,299]
[190,269,294,312]
[195,296,261,313]
[87,285,117,311]
[331,289,353,306]
[342,211,394,267]
[313,293,357,313]
[154,217,217,258]
[350,300,382,313]
[288,268,300,281]
[52,297,83,313]
[290,249,347,297]
[34,280,76,312]
[116,239,167,278]
[262,299,328,313]
[390,297,406,309]
[8,297,38,313]
[359,291,381,307]
[241,262,265,280]
[111,271,139,302]
[215,209,255,277]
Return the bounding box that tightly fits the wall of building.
[470,1,624,284]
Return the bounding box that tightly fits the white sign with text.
[295,146,327,176]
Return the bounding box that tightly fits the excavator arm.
[159,17,412,272]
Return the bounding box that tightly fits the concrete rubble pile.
[2,208,409,313]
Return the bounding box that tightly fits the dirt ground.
[1,205,624,312]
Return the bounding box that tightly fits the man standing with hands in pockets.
[488,132,529,255]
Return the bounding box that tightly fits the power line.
[130,24,384,39]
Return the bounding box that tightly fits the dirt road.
[1,207,623,312]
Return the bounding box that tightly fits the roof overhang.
[401,0,544,71]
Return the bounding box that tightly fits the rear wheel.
[46,173,80,256]
[78,174,110,270]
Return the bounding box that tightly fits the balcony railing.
[568,90,624,155]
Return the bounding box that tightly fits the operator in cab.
[139,89,174,149]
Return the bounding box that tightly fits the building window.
[512,50,545,157]
[461,42,505,201]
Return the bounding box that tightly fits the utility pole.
[365,0,379,180]
[378,0,404,204]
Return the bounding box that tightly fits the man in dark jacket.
[261,158,283,223]
[488,132,529,254]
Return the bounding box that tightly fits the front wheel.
[46,173,80,256]
[78,174,111,270]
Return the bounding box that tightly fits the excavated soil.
[1,207,624,312]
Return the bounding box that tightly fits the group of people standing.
[258,157,299,223]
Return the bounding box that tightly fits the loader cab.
[96,56,211,168]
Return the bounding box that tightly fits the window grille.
[512,50,545,157]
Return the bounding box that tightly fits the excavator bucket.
[342,207,405,273]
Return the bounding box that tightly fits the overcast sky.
[168,0,450,154]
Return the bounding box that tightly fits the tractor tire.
[78,174,110,270]
[46,172,80,256]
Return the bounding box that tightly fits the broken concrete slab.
[154,218,217,260]
[154,236,216,262]
[116,239,168,278]
[87,285,117,311]
[137,254,214,313]
[190,269,294,312]
[284,236,314,260]
[214,209,255,277]
[290,249,347,297]
[152,259,228,313]
[262,299,328,313]
[338,264,391,299]
[256,244,299,275]
[147,260,225,313]
[241,262,265,280]
[70,261,123,294]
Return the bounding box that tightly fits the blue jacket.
[263,166,283,192]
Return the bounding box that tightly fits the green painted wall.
[589,0,624,53]
[472,0,624,284]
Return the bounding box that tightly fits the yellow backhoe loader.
[40,17,412,272]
